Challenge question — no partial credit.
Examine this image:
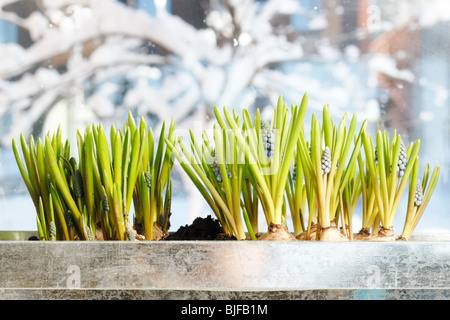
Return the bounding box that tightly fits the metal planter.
[1,233,450,300]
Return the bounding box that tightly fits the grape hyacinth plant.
[338,153,363,241]
[131,113,176,241]
[13,128,89,240]
[354,147,380,240]
[165,122,252,240]
[12,112,175,241]
[400,161,440,240]
[11,92,440,242]
[296,106,367,241]
[212,94,308,240]
[285,151,307,237]
[361,130,420,241]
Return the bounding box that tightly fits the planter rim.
[2,230,450,241]
[1,235,450,295]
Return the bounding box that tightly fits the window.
[0,0,448,235]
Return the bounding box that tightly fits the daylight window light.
[155,0,167,9]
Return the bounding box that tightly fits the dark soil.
[165,215,236,240]
[27,215,236,241]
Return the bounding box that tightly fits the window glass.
[0,0,448,235]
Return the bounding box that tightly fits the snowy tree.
[0,0,312,145]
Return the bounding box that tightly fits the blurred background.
[0,0,449,234]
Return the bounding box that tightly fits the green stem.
[45,136,88,240]
[242,207,257,240]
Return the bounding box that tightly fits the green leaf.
[12,137,39,211]
[44,136,88,240]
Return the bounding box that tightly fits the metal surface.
[1,234,450,299]
[0,230,446,241]
[1,288,450,300]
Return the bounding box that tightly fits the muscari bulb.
[397,141,407,177]
[261,120,275,158]
[414,180,424,206]
[321,146,331,175]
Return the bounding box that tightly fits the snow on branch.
[0,0,308,147]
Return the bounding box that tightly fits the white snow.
[419,0,450,27]
[308,14,328,30]
[369,54,415,82]
[419,111,435,121]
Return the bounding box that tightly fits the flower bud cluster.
[414,180,424,206]
[397,141,407,177]
[292,161,297,181]
[209,150,231,183]
[49,221,56,238]
[321,146,331,175]
[261,121,275,158]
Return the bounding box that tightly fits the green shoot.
[362,130,420,239]
[212,94,308,239]
[401,161,440,240]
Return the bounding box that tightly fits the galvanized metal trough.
[1,232,450,300]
